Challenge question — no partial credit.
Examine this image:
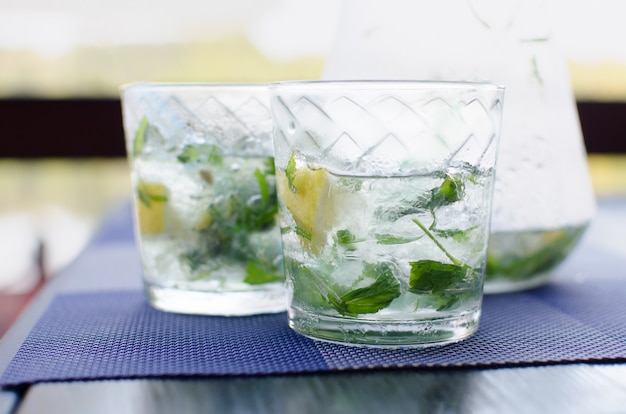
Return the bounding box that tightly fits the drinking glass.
[121,83,285,315]
[270,80,504,347]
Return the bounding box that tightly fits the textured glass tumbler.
[121,83,285,316]
[270,80,505,347]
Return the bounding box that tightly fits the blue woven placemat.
[2,280,626,388]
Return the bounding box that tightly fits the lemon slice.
[136,181,169,234]
[194,209,213,231]
[277,164,331,253]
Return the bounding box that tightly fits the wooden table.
[1,197,626,414]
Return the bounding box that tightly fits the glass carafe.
[323,0,595,293]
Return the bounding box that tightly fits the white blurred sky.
[0,0,624,63]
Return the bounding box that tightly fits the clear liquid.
[278,162,495,346]
[484,224,588,293]
[132,154,284,314]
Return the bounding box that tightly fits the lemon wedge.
[277,164,331,253]
[194,209,213,231]
[136,181,169,235]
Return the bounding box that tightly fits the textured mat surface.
[2,280,625,388]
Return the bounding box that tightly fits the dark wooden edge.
[0,99,126,158]
[576,101,626,153]
[0,99,623,158]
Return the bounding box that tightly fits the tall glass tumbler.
[270,80,504,347]
[121,83,285,315]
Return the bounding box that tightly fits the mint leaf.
[230,190,278,233]
[177,144,223,165]
[408,260,471,293]
[334,262,401,316]
[290,262,340,310]
[431,226,477,242]
[244,262,283,285]
[132,116,149,157]
[137,187,152,207]
[375,194,430,222]
[183,155,280,280]
[336,229,358,250]
[254,168,270,205]
[430,174,464,209]
[375,171,469,222]
[336,229,356,245]
[179,250,208,272]
[295,226,312,241]
[486,227,586,281]
[286,151,297,192]
[264,157,276,175]
[338,177,363,192]
[409,217,478,310]
[433,293,463,311]
[290,261,401,316]
[375,234,420,245]
[136,184,168,207]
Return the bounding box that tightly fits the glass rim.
[269,79,505,92]
[120,81,269,93]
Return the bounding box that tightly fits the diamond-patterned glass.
[270,81,504,175]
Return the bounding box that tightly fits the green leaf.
[430,174,464,209]
[179,250,208,272]
[336,229,355,245]
[137,187,151,207]
[290,261,401,316]
[289,262,337,310]
[338,177,363,192]
[375,234,420,245]
[408,204,479,311]
[285,260,401,316]
[177,144,223,165]
[230,193,277,234]
[335,262,401,316]
[374,194,429,222]
[336,229,358,250]
[207,147,224,165]
[374,169,474,222]
[408,260,471,294]
[433,294,462,311]
[264,157,276,175]
[295,225,312,241]
[254,168,270,205]
[486,227,586,281]
[286,151,297,192]
[244,262,283,285]
[150,194,168,202]
[185,155,278,267]
[431,225,478,243]
[132,116,149,157]
[136,184,168,207]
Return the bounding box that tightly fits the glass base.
[288,308,481,348]
[483,271,551,294]
[145,283,287,316]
